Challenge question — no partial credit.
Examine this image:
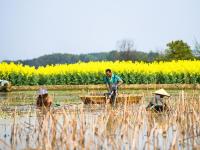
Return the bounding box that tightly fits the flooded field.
[0,89,200,149]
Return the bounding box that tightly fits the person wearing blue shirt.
[104,69,123,106]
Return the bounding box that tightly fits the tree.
[147,51,160,62]
[6,50,166,67]
[193,40,200,58]
[106,50,120,61]
[165,40,194,60]
[117,39,136,60]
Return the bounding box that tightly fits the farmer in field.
[36,88,53,108]
[0,79,11,92]
[146,89,170,112]
[104,69,123,106]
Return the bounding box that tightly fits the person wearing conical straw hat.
[146,89,170,112]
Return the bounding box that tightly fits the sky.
[0,0,200,61]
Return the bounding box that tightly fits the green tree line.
[3,40,200,67]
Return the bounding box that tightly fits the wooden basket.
[80,94,142,105]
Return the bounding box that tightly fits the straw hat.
[38,88,48,95]
[153,89,170,97]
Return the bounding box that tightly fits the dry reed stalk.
[11,107,17,149]
[153,125,158,150]
[170,131,178,150]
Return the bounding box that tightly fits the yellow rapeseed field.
[0,60,200,85]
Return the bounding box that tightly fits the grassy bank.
[10,84,200,91]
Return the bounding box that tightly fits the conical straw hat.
[153,89,170,97]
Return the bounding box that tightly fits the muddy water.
[0,89,200,149]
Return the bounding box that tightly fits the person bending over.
[104,69,123,106]
[36,88,52,108]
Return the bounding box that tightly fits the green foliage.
[165,40,194,60]
[5,51,161,67]
[4,72,200,85]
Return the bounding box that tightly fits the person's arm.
[111,77,123,92]
[48,96,53,106]
[117,80,123,87]
[36,97,40,107]
[104,77,111,92]
[116,75,123,87]
[106,83,111,92]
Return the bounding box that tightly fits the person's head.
[105,69,112,77]
[155,94,165,99]
[38,88,48,98]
